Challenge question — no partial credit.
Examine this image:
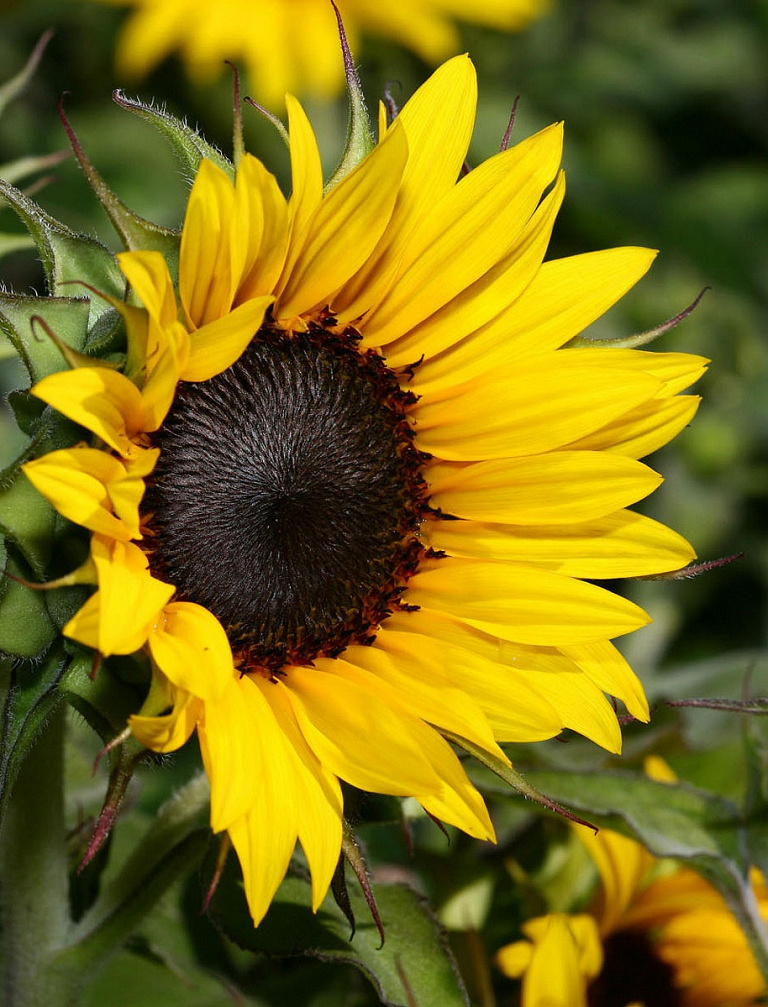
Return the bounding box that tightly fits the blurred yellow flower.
[92,0,548,106]
[497,760,768,1006]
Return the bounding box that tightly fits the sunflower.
[496,760,768,1006]
[90,0,548,106]
[22,56,705,926]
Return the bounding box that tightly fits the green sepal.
[113,91,234,182]
[325,7,374,191]
[7,389,45,436]
[567,331,668,350]
[0,645,68,824]
[0,547,58,657]
[0,461,57,577]
[83,307,127,359]
[60,652,148,743]
[445,732,598,831]
[208,862,469,1007]
[0,293,91,383]
[0,179,124,319]
[61,109,180,277]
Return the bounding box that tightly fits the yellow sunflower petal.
[117,249,178,329]
[410,246,658,392]
[514,913,603,1004]
[341,639,506,761]
[259,677,343,912]
[562,641,649,723]
[129,687,202,754]
[284,661,446,797]
[333,55,478,322]
[64,536,174,655]
[574,823,654,935]
[362,124,564,346]
[569,394,702,458]
[407,556,649,646]
[275,123,408,319]
[136,321,190,432]
[425,509,695,581]
[148,600,234,702]
[180,295,273,382]
[323,661,493,840]
[285,93,323,240]
[223,680,304,926]
[380,615,565,742]
[427,452,662,525]
[198,675,263,832]
[234,153,290,302]
[179,159,239,328]
[571,348,708,394]
[108,446,159,536]
[31,367,145,458]
[23,447,135,541]
[384,608,628,749]
[380,171,564,368]
[412,357,661,461]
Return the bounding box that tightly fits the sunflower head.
[1,50,705,929]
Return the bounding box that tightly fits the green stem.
[0,704,76,1007]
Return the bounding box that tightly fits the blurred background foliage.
[1,0,768,1003]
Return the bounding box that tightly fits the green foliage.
[209,866,469,1007]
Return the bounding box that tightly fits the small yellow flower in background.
[91,0,548,106]
[497,760,768,1006]
[23,56,705,926]
[497,913,603,1007]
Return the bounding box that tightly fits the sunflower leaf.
[481,767,745,869]
[208,865,469,1007]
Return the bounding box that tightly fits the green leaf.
[0,179,124,319]
[48,775,212,989]
[210,868,469,1007]
[80,946,250,1007]
[0,645,67,823]
[0,293,91,383]
[113,92,234,182]
[481,767,745,869]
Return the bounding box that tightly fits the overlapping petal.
[64,536,174,655]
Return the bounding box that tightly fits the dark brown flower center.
[145,323,429,674]
[588,930,680,1007]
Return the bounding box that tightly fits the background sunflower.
[0,1,767,1005]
